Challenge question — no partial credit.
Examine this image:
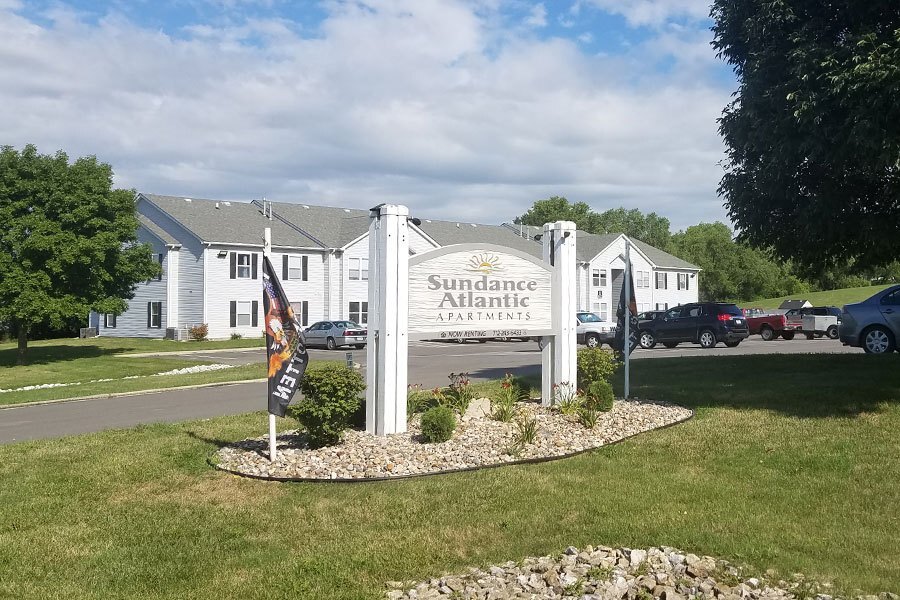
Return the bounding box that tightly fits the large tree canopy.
[515,196,672,250]
[0,145,159,362]
[711,1,900,270]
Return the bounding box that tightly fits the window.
[664,306,681,320]
[678,273,689,291]
[656,303,668,311]
[656,272,668,290]
[230,252,258,279]
[284,255,308,281]
[237,254,251,278]
[290,301,309,327]
[349,258,369,281]
[104,313,116,328]
[349,301,368,324]
[881,290,900,306]
[591,302,600,314]
[229,300,258,327]
[592,270,600,286]
[636,270,650,288]
[600,302,608,321]
[147,302,161,328]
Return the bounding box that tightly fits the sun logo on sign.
[467,253,502,274]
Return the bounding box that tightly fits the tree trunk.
[17,323,29,366]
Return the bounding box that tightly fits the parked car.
[746,312,797,341]
[304,320,367,350]
[637,302,750,349]
[576,312,616,348]
[839,285,900,354]
[784,306,842,339]
[742,307,768,318]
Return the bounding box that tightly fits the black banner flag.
[613,257,639,356]
[262,256,309,416]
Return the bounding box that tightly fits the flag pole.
[624,239,631,400]
[264,227,277,462]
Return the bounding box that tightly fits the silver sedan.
[839,285,900,354]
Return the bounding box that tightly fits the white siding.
[274,249,328,327]
[101,227,168,337]
[409,227,438,255]
[342,238,370,324]
[651,268,698,309]
[204,245,263,339]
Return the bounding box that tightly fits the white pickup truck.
[576,312,616,348]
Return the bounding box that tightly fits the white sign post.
[366,205,409,435]
[541,221,578,407]
[263,227,277,462]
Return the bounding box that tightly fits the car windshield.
[577,313,601,323]
[333,321,362,329]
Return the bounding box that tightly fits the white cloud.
[524,3,547,28]
[0,0,732,230]
[584,0,710,28]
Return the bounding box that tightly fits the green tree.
[515,197,671,249]
[669,223,809,302]
[711,1,900,270]
[0,145,160,363]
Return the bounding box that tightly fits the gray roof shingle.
[415,219,543,258]
[265,201,370,248]
[140,194,318,248]
[629,239,699,270]
[137,214,178,246]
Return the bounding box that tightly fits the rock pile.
[215,399,691,480]
[385,545,897,600]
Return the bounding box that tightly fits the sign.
[408,244,553,340]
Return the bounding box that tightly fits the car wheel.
[759,326,774,341]
[584,334,600,348]
[496,336,510,342]
[724,340,741,348]
[326,337,337,350]
[781,331,795,341]
[639,331,656,349]
[862,326,894,354]
[455,338,466,344]
[477,339,487,343]
[698,330,717,349]
[353,344,365,349]
[805,333,815,340]
[826,325,839,340]
[662,342,679,348]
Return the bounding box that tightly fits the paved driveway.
[0,336,861,444]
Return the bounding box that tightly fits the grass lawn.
[1,354,898,598]
[0,337,266,405]
[749,284,893,310]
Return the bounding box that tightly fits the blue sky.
[0,0,737,230]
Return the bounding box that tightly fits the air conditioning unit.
[165,327,190,341]
[597,290,603,298]
[79,327,98,338]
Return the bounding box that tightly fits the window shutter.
[252,253,258,279]
[665,273,668,290]
[302,301,308,326]
[230,301,236,328]
[283,255,289,280]
[147,303,152,328]
[230,252,236,279]
[685,275,689,291]
[111,314,116,328]
[252,301,259,327]
[302,256,308,281]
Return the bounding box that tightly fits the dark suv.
[637,303,750,349]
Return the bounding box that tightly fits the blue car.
[839,285,900,354]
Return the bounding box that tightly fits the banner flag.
[613,257,639,356]
[262,256,309,417]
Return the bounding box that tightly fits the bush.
[491,373,520,422]
[585,380,615,412]
[189,323,209,341]
[577,406,599,429]
[420,405,457,443]
[230,332,243,340]
[295,364,366,448]
[551,381,580,414]
[407,383,432,417]
[577,347,620,388]
[445,372,475,414]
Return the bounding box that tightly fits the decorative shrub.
[295,364,366,448]
[577,347,620,388]
[491,373,520,422]
[230,332,243,340]
[514,413,538,445]
[407,383,431,417]
[585,380,615,412]
[420,405,457,443]
[445,372,475,414]
[551,381,580,414]
[577,406,599,429]
[189,323,209,341]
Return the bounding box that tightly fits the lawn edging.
[208,405,694,483]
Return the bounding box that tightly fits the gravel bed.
[384,545,897,600]
[214,399,692,480]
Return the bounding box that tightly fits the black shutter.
[283,255,289,280]
[230,252,236,279]
[111,314,116,328]
[252,253,258,279]
[302,256,308,281]
[147,303,152,328]
[302,301,308,326]
[230,301,236,327]
[664,273,668,290]
[251,301,258,327]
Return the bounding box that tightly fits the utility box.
[79,327,98,338]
